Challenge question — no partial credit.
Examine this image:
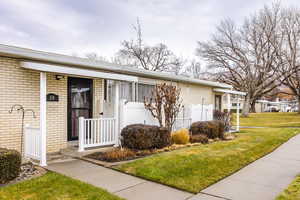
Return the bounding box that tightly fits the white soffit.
[213,88,247,96]
[22,62,138,82]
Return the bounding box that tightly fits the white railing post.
[114,81,120,146]
[236,97,240,132]
[40,72,47,167]
[78,117,85,152]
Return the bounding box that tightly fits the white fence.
[187,104,214,123]
[78,117,117,151]
[119,101,159,129]
[172,118,192,131]
[24,125,41,160]
[119,100,213,131]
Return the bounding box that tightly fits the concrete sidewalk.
[47,134,300,200]
[191,134,300,200]
[46,159,194,200]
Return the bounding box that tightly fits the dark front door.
[68,77,93,141]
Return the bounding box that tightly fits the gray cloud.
[0,0,299,59]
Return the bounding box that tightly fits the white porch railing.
[172,118,192,131]
[78,117,117,152]
[24,125,41,160]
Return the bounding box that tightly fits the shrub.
[213,110,231,131]
[190,134,209,144]
[171,128,190,144]
[189,120,225,139]
[99,148,136,162]
[0,148,21,184]
[121,124,171,150]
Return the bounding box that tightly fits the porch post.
[40,72,47,166]
[227,93,231,113]
[227,93,231,132]
[78,117,85,152]
[114,81,120,146]
[236,96,240,132]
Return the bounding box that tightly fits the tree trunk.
[242,95,250,117]
[250,101,256,113]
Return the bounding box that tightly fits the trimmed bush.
[0,148,21,184]
[121,124,171,150]
[213,110,231,131]
[189,120,225,139]
[190,134,209,144]
[171,128,190,144]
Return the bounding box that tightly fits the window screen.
[137,83,155,102]
[105,80,133,102]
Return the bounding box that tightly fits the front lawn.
[233,112,300,127]
[276,175,300,200]
[116,128,299,193]
[0,172,124,200]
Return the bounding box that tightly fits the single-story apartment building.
[0,44,239,166]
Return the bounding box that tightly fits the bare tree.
[197,4,291,116]
[278,7,300,113]
[85,52,108,61]
[144,83,182,131]
[183,59,203,78]
[117,19,183,73]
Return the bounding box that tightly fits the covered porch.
[213,88,247,132]
[21,61,138,166]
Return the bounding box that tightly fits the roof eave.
[0,44,231,88]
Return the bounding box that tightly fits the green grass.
[276,175,300,200]
[116,128,299,193]
[233,112,300,127]
[0,172,124,200]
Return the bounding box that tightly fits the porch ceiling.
[21,61,138,82]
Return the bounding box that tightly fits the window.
[137,83,155,102]
[120,81,133,101]
[104,80,134,102]
[215,95,222,111]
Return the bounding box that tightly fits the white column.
[227,93,231,113]
[236,96,240,132]
[40,72,47,166]
[114,81,120,146]
[78,117,85,152]
[227,93,231,132]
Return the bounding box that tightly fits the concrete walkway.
[191,134,300,200]
[47,134,300,200]
[46,159,193,200]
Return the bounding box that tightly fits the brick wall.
[0,57,103,154]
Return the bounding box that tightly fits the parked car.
[265,106,280,112]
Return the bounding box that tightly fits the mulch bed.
[0,162,46,187]
[84,133,237,166]
[86,143,207,164]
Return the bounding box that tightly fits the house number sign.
[46,93,59,102]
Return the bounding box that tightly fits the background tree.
[183,59,205,79]
[117,19,183,73]
[85,52,109,61]
[278,7,300,113]
[197,4,289,116]
[144,83,182,131]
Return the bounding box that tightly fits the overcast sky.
[0,0,299,60]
